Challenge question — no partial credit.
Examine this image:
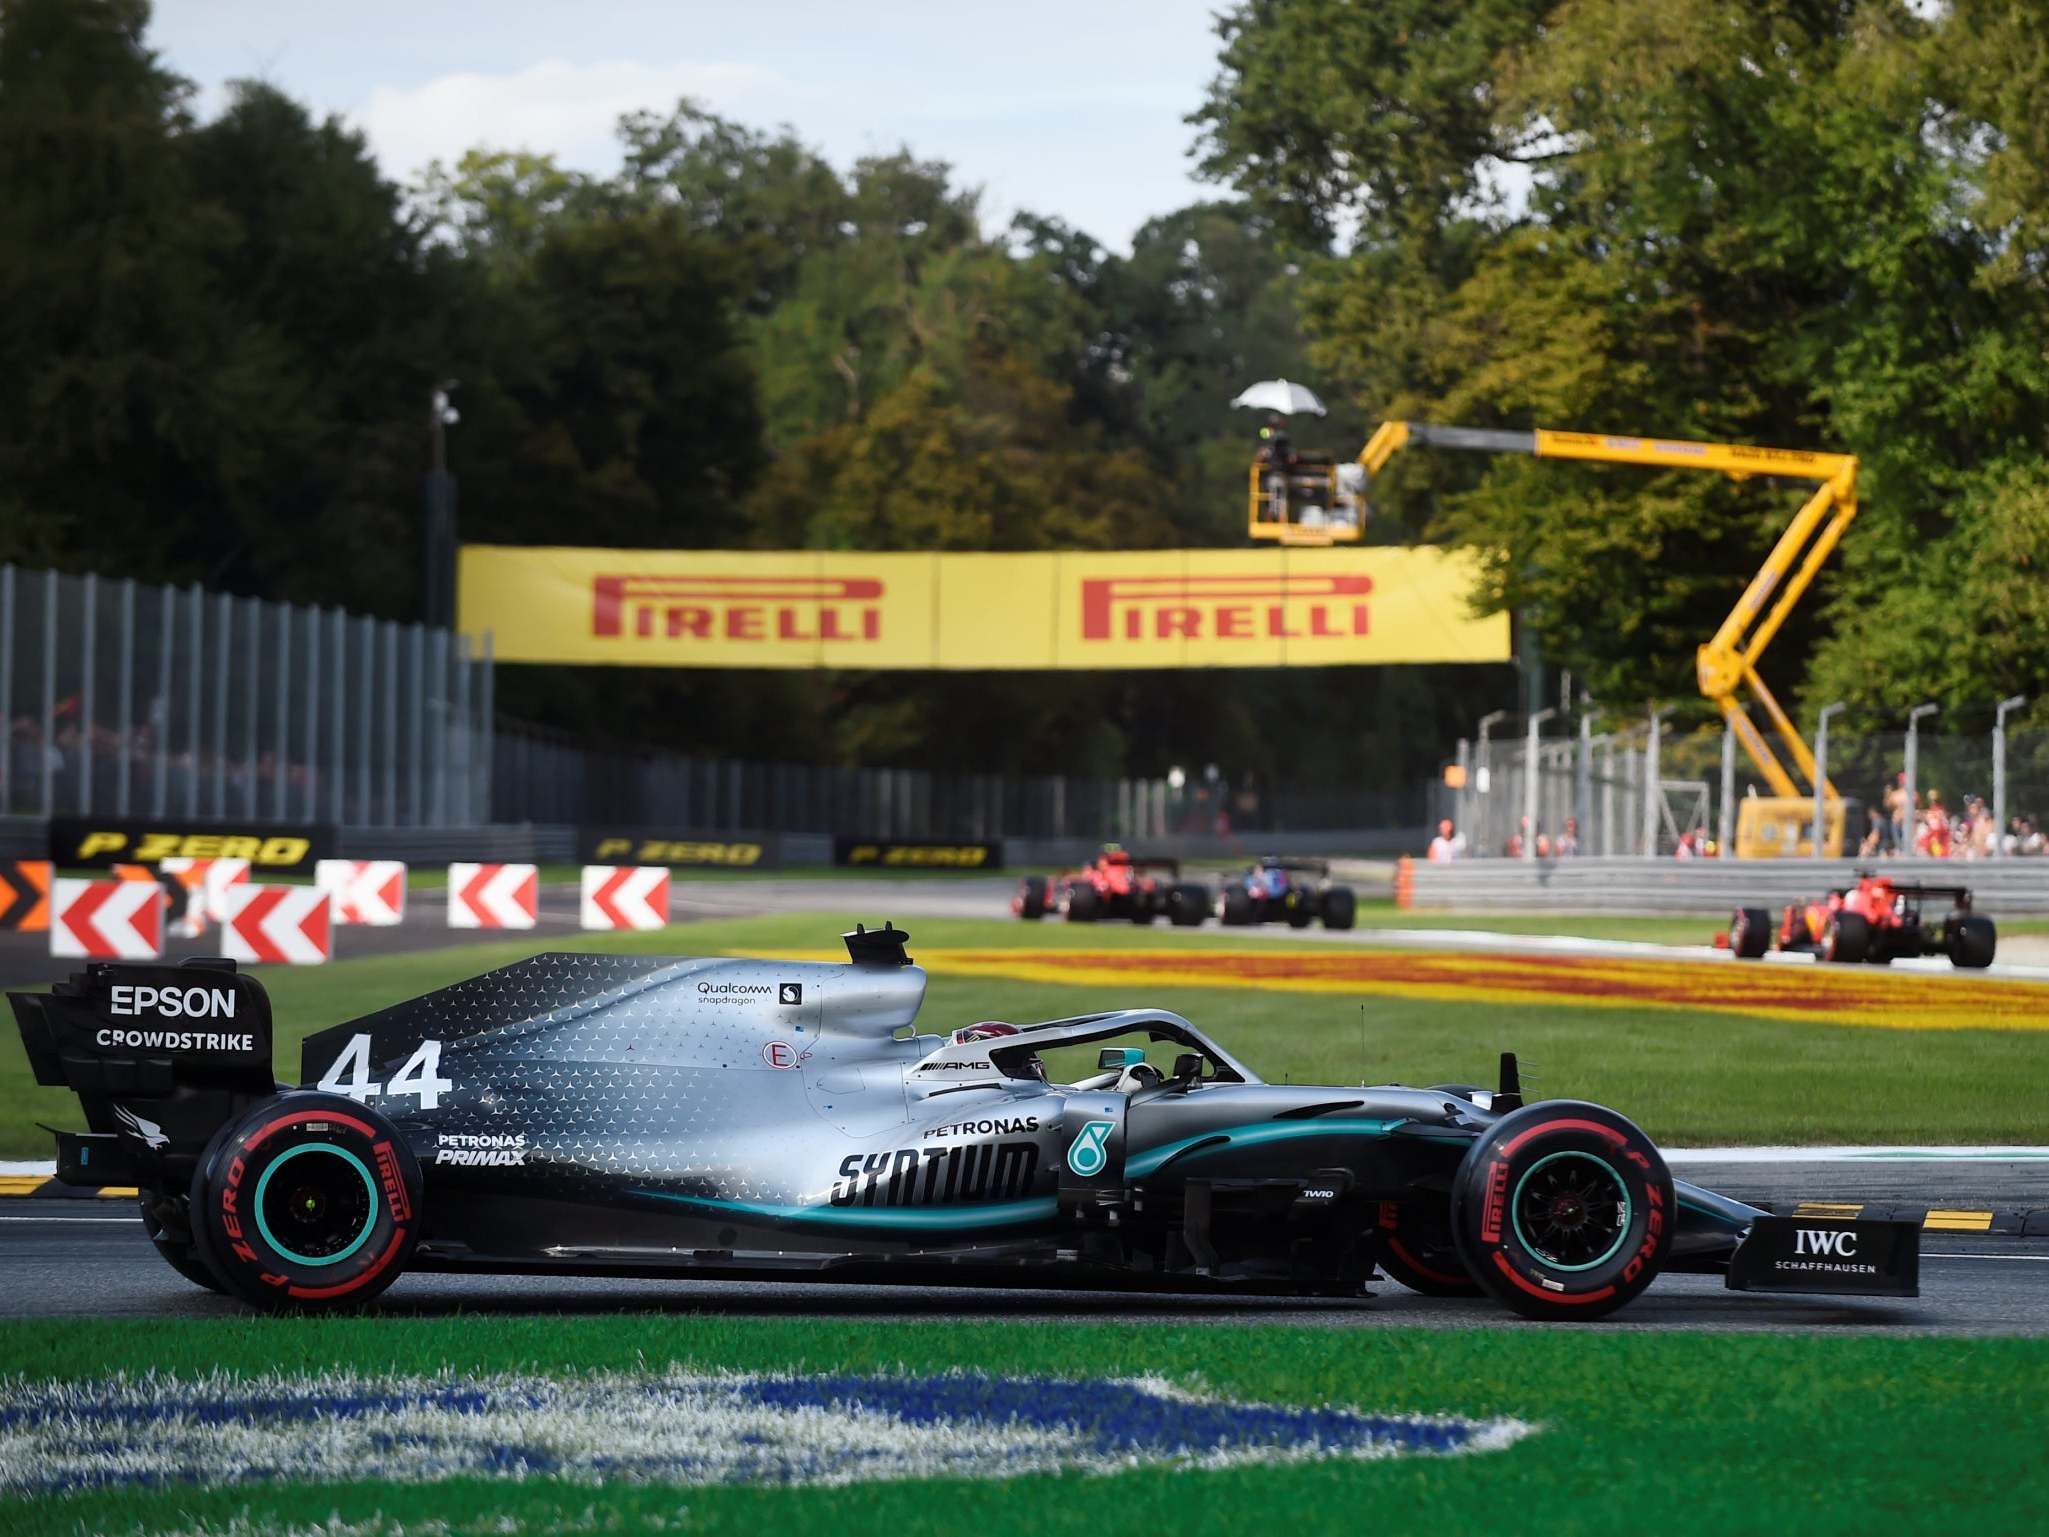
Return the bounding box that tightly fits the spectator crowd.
[1860,774,2044,859]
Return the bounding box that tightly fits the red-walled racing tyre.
[1729,906,1772,959]
[1450,1100,1674,1322]
[190,1091,421,1312]
[1374,1199,1483,1296]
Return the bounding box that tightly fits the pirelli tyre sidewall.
[1451,1101,1673,1322]
[1374,1199,1483,1296]
[190,1091,421,1311]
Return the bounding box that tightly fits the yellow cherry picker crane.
[1253,424,1859,854]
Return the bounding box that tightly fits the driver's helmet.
[954,1022,1022,1044]
[1099,844,1132,866]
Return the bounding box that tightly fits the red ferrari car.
[1013,845,1210,926]
[1728,872,1995,968]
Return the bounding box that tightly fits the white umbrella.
[1230,378,1328,416]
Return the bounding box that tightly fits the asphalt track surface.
[2,1196,2042,1333]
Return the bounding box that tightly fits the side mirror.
[1097,1046,1146,1071]
[1172,1053,1204,1082]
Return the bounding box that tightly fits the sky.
[148,1,1235,251]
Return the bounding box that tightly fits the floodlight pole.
[1476,708,1509,853]
[1904,703,1939,858]
[1995,695,2026,858]
[1813,702,1845,860]
[1524,708,1557,861]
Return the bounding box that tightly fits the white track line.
[0,1221,138,1237]
[1664,1146,2049,1163]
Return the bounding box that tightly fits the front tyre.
[1450,1100,1673,1322]
[1063,883,1101,922]
[190,1091,421,1312]
[1012,875,1048,920]
[1374,1200,1483,1296]
[1730,906,1772,959]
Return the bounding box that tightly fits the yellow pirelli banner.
[458,545,1509,669]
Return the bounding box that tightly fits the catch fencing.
[0,564,492,827]
[1447,709,2049,860]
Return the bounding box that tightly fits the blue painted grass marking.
[0,1370,1536,1495]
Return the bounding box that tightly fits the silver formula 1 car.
[10,924,1919,1320]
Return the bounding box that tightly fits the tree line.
[1196,0,2049,738]
[0,0,1488,794]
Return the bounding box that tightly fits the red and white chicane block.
[217,885,333,965]
[447,863,538,929]
[108,863,197,937]
[156,856,253,935]
[315,860,408,926]
[50,877,164,960]
[579,865,670,931]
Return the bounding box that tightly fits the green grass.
[5,913,2043,1154]
[3,1316,2043,1537]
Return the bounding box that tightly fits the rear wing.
[1258,856,1331,875]
[8,959,277,1190]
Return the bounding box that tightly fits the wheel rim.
[1509,1150,1631,1272]
[253,1144,379,1267]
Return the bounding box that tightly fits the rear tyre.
[1064,883,1101,922]
[190,1091,420,1313]
[1374,1200,1483,1296]
[1323,886,1357,930]
[1284,891,1315,928]
[1219,887,1253,926]
[1013,876,1048,920]
[1949,913,1996,969]
[1451,1100,1673,1322]
[140,1197,227,1294]
[1168,883,1210,926]
[1730,906,1772,959]
[1822,910,1869,964]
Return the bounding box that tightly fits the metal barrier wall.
[1409,856,2049,915]
[1,565,492,828]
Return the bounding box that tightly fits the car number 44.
[315,1033,455,1110]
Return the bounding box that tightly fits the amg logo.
[916,1058,994,1074]
[591,575,883,643]
[95,1027,255,1052]
[1079,574,1373,642]
[1794,1227,1858,1258]
[107,984,236,1020]
[831,1141,1039,1208]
